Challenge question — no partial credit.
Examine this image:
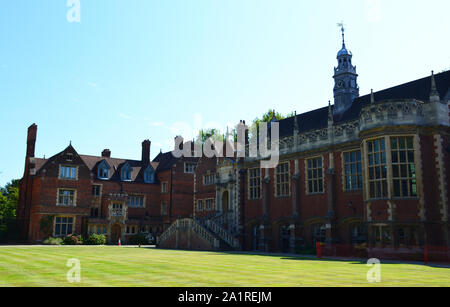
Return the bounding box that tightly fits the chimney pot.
[102,149,111,158]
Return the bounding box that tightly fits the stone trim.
[414,135,426,221]
[434,134,449,222]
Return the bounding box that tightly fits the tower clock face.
[337,80,344,88]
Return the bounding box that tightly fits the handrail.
[205,219,240,249]
[157,218,219,249]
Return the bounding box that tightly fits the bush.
[0,224,7,243]
[43,237,63,245]
[128,233,150,245]
[296,246,317,255]
[84,234,106,245]
[63,234,83,245]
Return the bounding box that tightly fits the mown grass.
[0,246,448,287]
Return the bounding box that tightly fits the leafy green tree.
[0,179,19,219]
[196,128,223,144]
[249,110,295,139]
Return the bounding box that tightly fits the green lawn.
[0,246,448,287]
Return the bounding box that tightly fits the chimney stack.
[26,124,37,158]
[142,140,151,164]
[102,149,111,158]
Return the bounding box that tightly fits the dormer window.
[121,163,132,181]
[144,166,155,184]
[97,160,110,180]
[66,153,74,162]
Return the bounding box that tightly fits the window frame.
[248,167,261,200]
[184,162,197,174]
[342,150,363,192]
[366,138,389,200]
[54,216,75,237]
[59,165,78,180]
[305,156,324,195]
[390,136,418,198]
[127,194,146,208]
[275,162,290,198]
[56,188,77,207]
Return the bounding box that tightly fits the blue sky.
[0,0,449,186]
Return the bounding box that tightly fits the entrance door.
[280,225,290,253]
[222,191,229,212]
[111,224,122,243]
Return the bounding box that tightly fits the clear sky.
[0,0,449,186]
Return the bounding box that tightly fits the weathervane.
[337,21,345,46]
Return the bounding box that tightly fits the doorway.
[111,224,122,243]
[222,191,229,212]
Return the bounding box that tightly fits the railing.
[205,219,240,250]
[157,218,220,249]
[157,219,180,245]
[213,211,235,229]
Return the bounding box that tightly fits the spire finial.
[430,70,440,102]
[293,111,299,133]
[337,22,345,47]
[328,100,333,122]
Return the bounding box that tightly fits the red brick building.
[17,128,199,244]
[17,34,450,262]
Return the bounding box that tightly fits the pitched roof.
[153,151,179,171]
[79,154,159,182]
[278,70,450,137]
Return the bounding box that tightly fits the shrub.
[84,234,106,245]
[128,233,150,245]
[0,224,7,243]
[63,234,83,245]
[296,246,317,255]
[43,237,63,245]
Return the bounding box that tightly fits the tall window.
[144,167,155,183]
[57,189,76,206]
[307,157,323,194]
[367,138,388,199]
[196,200,203,212]
[275,162,290,197]
[161,182,168,193]
[121,164,132,181]
[205,199,214,211]
[344,151,363,191]
[161,202,168,216]
[127,195,145,208]
[59,166,77,180]
[92,185,101,197]
[391,136,417,198]
[248,168,261,200]
[54,217,74,237]
[184,163,197,174]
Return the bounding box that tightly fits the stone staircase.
[157,218,220,250]
[157,214,241,251]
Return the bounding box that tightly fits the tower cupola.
[333,24,359,116]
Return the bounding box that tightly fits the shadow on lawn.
[139,246,449,268]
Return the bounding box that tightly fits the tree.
[196,128,223,144]
[0,179,19,219]
[249,109,295,139]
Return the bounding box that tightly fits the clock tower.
[333,24,359,116]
